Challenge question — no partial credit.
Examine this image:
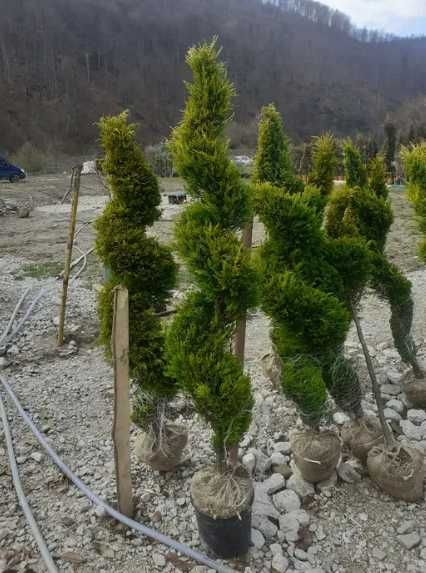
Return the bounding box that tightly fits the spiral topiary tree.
[308,133,338,202]
[95,112,182,468]
[166,42,256,553]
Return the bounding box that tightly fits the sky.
[320,0,426,36]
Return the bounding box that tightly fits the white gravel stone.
[333,412,350,425]
[279,514,300,542]
[386,369,406,385]
[286,473,315,499]
[272,553,289,573]
[253,483,280,519]
[397,520,416,535]
[251,528,265,549]
[30,452,43,463]
[242,452,257,476]
[252,515,278,539]
[401,420,423,441]
[263,473,286,495]
[274,441,292,455]
[153,553,166,568]
[384,407,401,422]
[271,452,287,467]
[337,461,362,483]
[407,409,426,425]
[397,532,421,550]
[386,399,405,415]
[381,383,402,396]
[273,490,301,513]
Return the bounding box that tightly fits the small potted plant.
[95,111,187,472]
[167,40,257,558]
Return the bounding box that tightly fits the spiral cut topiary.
[253,107,369,425]
[95,111,177,436]
[327,141,422,377]
[166,40,256,469]
[402,143,426,264]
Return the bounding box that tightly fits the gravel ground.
[0,177,426,573]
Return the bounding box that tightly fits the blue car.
[0,156,26,182]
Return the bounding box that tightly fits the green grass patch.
[14,261,63,280]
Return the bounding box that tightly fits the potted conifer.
[96,112,187,472]
[326,141,424,499]
[166,41,257,558]
[254,106,370,482]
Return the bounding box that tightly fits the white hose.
[0,287,31,348]
[0,375,236,573]
[0,391,59,573]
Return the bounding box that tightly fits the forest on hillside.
[1,0,426,155]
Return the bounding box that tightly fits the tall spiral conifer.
[167,40,256,470]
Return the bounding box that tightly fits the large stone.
[386,399,405,415]
[251,528,266,549]
[400,420,423,441]
[407,409,426,425]
[242,453,256,476]
[384,408,401,422]
[263,473,286,495]
[272,553,289,573]
[386,369,406,385]
[289,509,310,527]
[286,473,315,499]
[274,442,292,455]
[252,515,278,539]
[397,520,416,535]
[279,514,301,542]
[273,490,301,513]
[333,412,350,425]
[397,532,421,550]
[271,452,287,467]
[274,463,293,480]
[381,384,402,396]
[253,483,280,520]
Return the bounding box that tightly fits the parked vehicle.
[0,156,26,182]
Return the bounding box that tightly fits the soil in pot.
[291,430,341,483]
[191,466,254,559]
[341,416,384,463]
[367,444,424,502]
[135,423,187,472]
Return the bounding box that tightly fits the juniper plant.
[402,142,426,264]
[166,40,256,472]
[95,111,177,439]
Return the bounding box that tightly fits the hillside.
[1,0,426,154]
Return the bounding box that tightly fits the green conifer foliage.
[402,143,426,263]
[95,111,177,432]
[343,140,368,189]
[308,133,338,199]
[253,103,304,193]
[256,182,369,425]
[327,141,421,375]
[166,40,256,467]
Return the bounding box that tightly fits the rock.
[286,473,315,499]
[153,553,166,567]
[251,528,265,549]
[274,441,292,455]
[401,420,423,441]
[272,553,289,573]
[273,490,301,513]
[294,548,309,561]
[252,515,278,539]
[381,384,402,396]
[386,399,405,415]
[397,532,421,550]
[0,357,8,369]
[333,412,350,425]
[279,513,300,542]
[30,452,43,463]
[271,452,286,467]
[337,461,362,483]
[263,473,286,495]
[384,408,401,422]
[253,484,280,519]
[315,525,326,541]
[289,509,310,527]
[274,463,293,479]
[407,409,426,425]
[397,520,416,535]
[372,548,386,561]
[317,472,338,492]
[270,543,282,556]
[242,453,256,476]
[386,370,406,385]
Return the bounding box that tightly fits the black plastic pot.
[193,499,253,559]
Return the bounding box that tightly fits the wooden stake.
[111,286,134,517]
[58,165,81,346]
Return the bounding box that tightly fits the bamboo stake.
[111,286,134,517]
[351,302,394,448]
[58,165,81,346]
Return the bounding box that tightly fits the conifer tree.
[308,133,338,199]
[343,140,368,189]
[95,111,177,438]
[402,142,426,264]
[167,40,256,471]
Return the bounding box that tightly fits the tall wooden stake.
[111,286,134,517]
[58,165,82,346]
